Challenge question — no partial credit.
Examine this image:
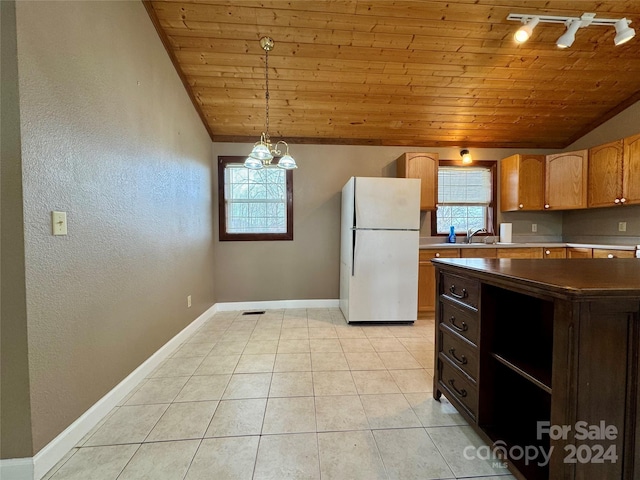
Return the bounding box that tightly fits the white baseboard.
[215,299,339,311]
[27,304,217,480]
[7,299,338,480]
[0,458,34,480]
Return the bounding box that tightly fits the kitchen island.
[432,258,640,480]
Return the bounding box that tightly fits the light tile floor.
[44,308,515,480]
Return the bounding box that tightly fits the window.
[218,156,293,241]
[432,160,497,235]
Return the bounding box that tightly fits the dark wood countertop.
[432,258,640,299]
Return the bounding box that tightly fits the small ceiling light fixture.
[507,12,635,48]
[556,19,582,48]
[514,16,540,43]
[245,37,297,170]
[460,149,473,165]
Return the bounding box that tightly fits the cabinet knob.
[518,204,524,209]
[544,204,550,209]
[545,250,551,255]
[435,253,440,258]
[614,198,620,204]
[621,198,626,203]
[607,254,614,258]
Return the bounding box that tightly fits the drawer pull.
[449,285,468,299]
[448,348,468,365]
[449,316,468,332]
[448,379,468,398]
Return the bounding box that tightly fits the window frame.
[218,156,293,241]
[431,160,498,237]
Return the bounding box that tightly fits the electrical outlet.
[531,223,537,233]
[187,295,192,308]
[618,222,627,232]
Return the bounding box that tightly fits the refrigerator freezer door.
[346,229,419,323]
[354,177,420,230]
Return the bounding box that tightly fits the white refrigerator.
[340,177,420,323]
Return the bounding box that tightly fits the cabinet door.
[588,140,623,208]
[397,153,438,210]
[567,247,592,258]
[418,262,436,313]
[418,249,459,313]
[497,247,543,258]
[460,248,497,258]
[623,133,640,205]
[500,154,545,212]
[545,150,588,210]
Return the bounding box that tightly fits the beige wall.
[8,0,215,455]
[213,102,640,304]
[0,0,34,459]
[212,143,560,303]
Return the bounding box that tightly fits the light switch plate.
[52,211,67,235]
[531,223,537,233]
[619,222,627,232]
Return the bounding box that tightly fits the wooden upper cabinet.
[623,133,640,205]
[588,140,623,208]
[545,150,588,210]
[396,153,438,210]
[500,154,545,212]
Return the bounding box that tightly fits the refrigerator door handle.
[351,229,356,276]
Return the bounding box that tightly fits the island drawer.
[440,299,479,345]
[439,327,478,381]
[438,355,478,419]
[440,272,479,308]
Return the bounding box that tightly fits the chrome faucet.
[466,228,487,244]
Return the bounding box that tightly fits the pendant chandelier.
[245,37,297,170]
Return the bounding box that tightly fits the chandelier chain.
[264,45,269,137]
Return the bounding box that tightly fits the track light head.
[514,17,540,43]
[556,19,582,48]
[614,18,635,45]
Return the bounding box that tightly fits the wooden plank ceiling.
[145,0,640,148]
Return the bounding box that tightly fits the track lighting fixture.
[507,12,636,48]
[460,149,472,165]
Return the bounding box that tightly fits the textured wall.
[16,1,215,453]
[1,0,34,459]
[212,143,559,302]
